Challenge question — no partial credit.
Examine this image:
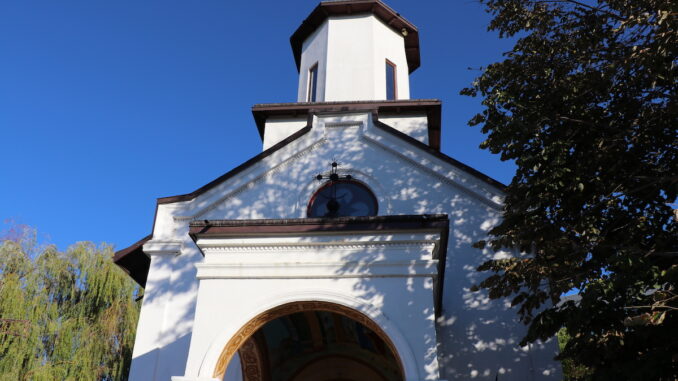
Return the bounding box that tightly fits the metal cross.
[315,161,352,216]
[315,161,352,182]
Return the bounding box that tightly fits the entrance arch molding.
[197,290,420,380]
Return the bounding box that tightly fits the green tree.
[557,328,593,380]
[0,228,140,380]
[462,0,677,379]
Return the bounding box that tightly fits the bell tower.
[290,0,420,102]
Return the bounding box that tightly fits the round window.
[307,180,378,218]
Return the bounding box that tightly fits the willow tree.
[0,229,140,381]
[463,0,677,380]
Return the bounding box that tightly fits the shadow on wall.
[131,245,202,380]
[148,119,559,380]
[131,333,193,381]
[311,128,558,379]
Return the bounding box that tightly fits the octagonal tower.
[291,0,420,102]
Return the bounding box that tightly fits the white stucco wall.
[129,239,200,381]
[223,353,242,381]
[297,15,410,102]
[371,15,410,100]
[129,112,560,381]
[261,116,307,150]
[186,279,438,380]
[297,20,328,102]
[379,113,429,144]
[261,112,429,153]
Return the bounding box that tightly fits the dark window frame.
[308,62,319,102]
[385,59,397,100]
[306,180,379,218]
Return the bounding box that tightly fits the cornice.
[142,240,183,256]
[195,260,439,280]
[198,240,436,254]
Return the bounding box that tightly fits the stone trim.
[142,240,183,256]
[195,260,439,279]
[211,301,404,380]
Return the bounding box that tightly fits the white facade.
[261,117,307,151]
[119,2,561,380]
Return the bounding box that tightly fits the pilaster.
[128,241,183,381]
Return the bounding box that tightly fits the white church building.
[114,1,561,380]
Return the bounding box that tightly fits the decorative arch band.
[212,301,404,379]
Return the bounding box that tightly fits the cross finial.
[314,161,353,217]
[315,161,352,182]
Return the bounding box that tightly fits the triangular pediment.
[159,111,503,223]
[115,109,504,280]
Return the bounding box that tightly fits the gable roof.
[165,99,503,205]
[160,98,488,206]
[290,0,421,73]
[114,107,505,286]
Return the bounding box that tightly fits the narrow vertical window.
[308,63,318,102]
[385,59,397,100]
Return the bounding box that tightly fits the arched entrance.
[215,302,404,381]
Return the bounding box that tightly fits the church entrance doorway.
[218,302,404,381]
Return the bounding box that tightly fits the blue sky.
[0,0,516,251]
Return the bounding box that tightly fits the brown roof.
[252,99,442,150]
[189,213,449,237]
[113,234,152,287]
[290,0,420,73]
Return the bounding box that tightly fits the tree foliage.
[557,328,593,380]
[0,228,139,380]
[462,0,677,379]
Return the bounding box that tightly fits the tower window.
[308,63,318,102]
[386,59,397,100]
